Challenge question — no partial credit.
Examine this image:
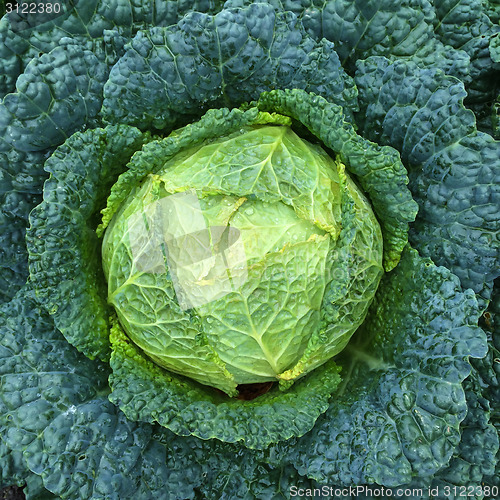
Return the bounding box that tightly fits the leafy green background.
[0,0,499,498]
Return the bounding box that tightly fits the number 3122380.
[6,2,62,14]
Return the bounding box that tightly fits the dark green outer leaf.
[225,0,471,82]
[0,437,26,489]
[23,474,59,500]
[0,286,212,499]
[0,286,322,499]
[0,2,225,154]
[355,57,500,303]
[487,0,500,24]
[273,246,487,487]
[0,147,48,304]
[476,281,500,489]
[492,34,500,65]
[0,0,496,498]
[390,300,500,500]
[195,459,319,499]
[26,125,147,361]
[494,96,500,139]
[491,35,500,138]
[0,17,20,98]
[101,3,358,131]
[0,0,225,98]
[0,40,108,152]
[430,0,500,103]
[476,281,500,415]
[427,377,499,498]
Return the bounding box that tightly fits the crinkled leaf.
[1,285,322,498]
[226,0,471,82]
[428,376,499,496]
[400,289,499,496]
[475,282,500,488]
[432,0,496,50]
[491,35,500,138]
[431,0,500,103]
[0,286,209,499]
[355,57,500,303]
[196,459,318,499]
[23,474,59,500]
[0,147,48,304]
[99,104,344,235]
[393,357,499,500]
[491,34,500,64]
[0,18,20,98]
[26,125,148,361]
[101,2,358,130]
[0,2,497,495]
[0,41,108,152]
[275,247,487,486]
[256,88,418,271]
[410,133,500,306]
[486,0,500,23]
[0,286,106,493]
[0,0,224,98]
[0,437,26,489]
[475,282,500,411]
[494,96,500,139]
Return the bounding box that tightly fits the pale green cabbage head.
[102,115,384,395]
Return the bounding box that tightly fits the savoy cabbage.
[0,0,499,499]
